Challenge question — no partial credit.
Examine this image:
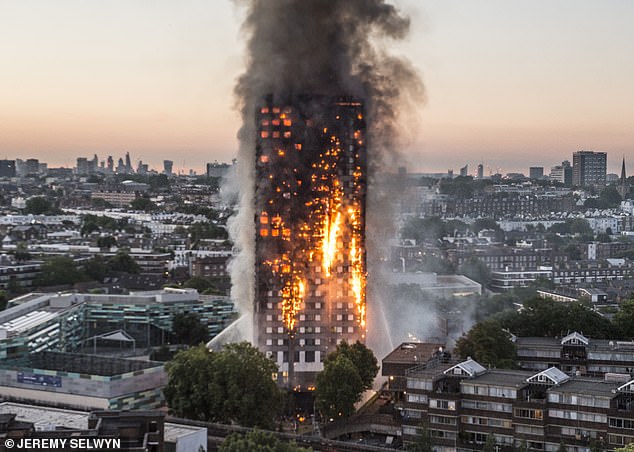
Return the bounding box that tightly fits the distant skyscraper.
[163,160,173,176]
[117,158,125,174]
[477,164,484,179]
[76,157,90,175]
[0,160,16,178]
[25,159,40,176]
[460,165,468,177]
[206,161,230,178]
[572,151,607,187]
[529,167,544,180]
[125,152,133,174]
[107,156,114,172]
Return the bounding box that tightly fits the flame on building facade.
[255,95,367,387]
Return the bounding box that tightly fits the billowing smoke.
[226,0,424,347]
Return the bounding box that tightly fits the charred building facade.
[254,95,367,387]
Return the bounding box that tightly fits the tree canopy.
[614,298,634,339]
[323,341,378,391]
[36,256,85,287]
[315,353,364,419]
[25,196,61,215]
[219,430,311,452]
[454,320,516,369]
[172,312,209,346]
[500,297,615,339]
[164,343,281,428]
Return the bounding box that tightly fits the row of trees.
[33,252,140,289]
[164,340,379,429]
[455,296,634,368]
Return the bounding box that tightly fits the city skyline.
[1,1,633,174]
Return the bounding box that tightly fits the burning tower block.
[255,95,367,388]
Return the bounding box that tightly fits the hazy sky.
[1,1,633,175]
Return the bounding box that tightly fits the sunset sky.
[1,1,633,175]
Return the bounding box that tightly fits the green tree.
[219,430,311,452]
[164,343,281,428]
[0,290,8,311]
[148,174,170,191]
[454,320,516,368]
[12,242,31,262]
[501,297,614,339]
[315,354,364,419]
[97,236,117,249]
[172,312,209,346]
[130,197,158,212]
[324,341,378,391]
[108,251,140,274]
[83,255,108,282]
[557,441,568,452]
[616,442,634,452]
[614,298,634,339]
[401,216,447,243]
[37,256,84,287]
[460,256,491,286]
[189,222,229,242]
[182,276,216,293]
[24,196,52,215]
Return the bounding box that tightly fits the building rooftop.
[464,369,534,388]
[382,342,445,367]
[0,402,204,441]
[1,352,161,377]
[549,378,620,397]
[0,310,57,333]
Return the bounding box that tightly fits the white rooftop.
[527,367,570,386]
[444,358,487,377]
[0,310,58,333]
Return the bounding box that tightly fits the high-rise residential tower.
[572,150,607,187]
[254,95,367,388]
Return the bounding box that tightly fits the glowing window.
[260,131,269,138]
[272,119,280,126]
[272,131,280,138]
[272,107,281,113]
[259,155,269,163]
[283,119,292,127]
[295,143,302,150]
[284,131,292,138]
[260,229,269,237]
[261,107,269,113]
[261,119,270,126]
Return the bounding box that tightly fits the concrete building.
[0,289,235,358]
[0,352,165,411]
[0,402,208,452]
[573,151,607,188]
[90,191,138,207]
[516,331,634,377]
[0,160,16,178]
[254,95,367,387]
[163,160,173,176]
[529,167,544,180]
[205,162,230,178]
[389,356,634,451]
[386,272,482,298]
